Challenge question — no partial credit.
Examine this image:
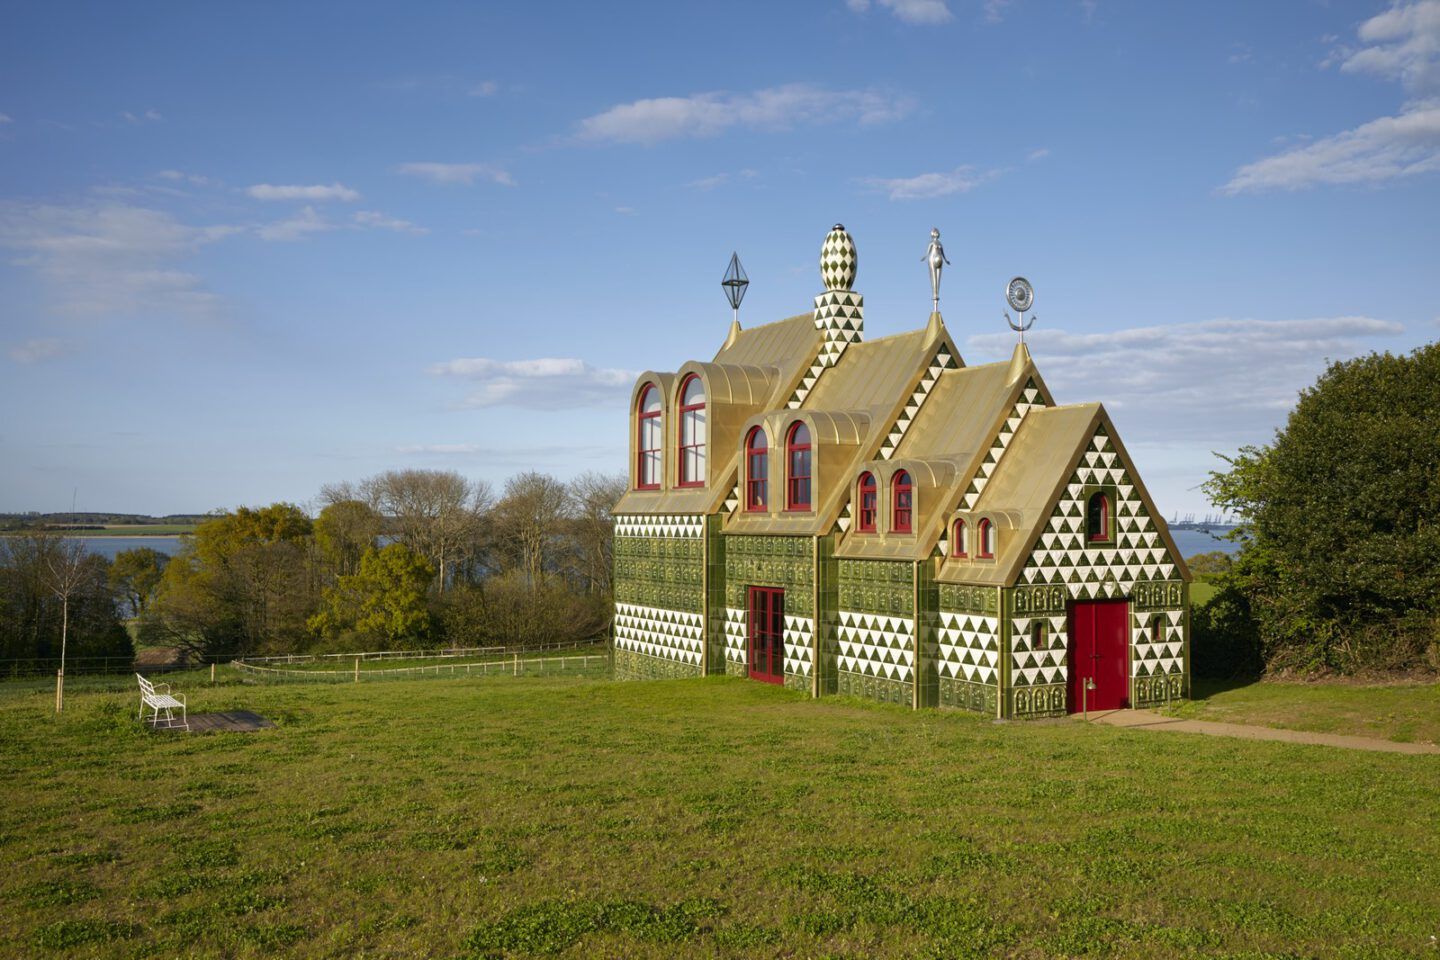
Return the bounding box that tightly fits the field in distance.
[3,675,1438,958]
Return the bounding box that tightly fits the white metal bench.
[136,673,189,731]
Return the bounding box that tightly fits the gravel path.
[1081,708,1440,754]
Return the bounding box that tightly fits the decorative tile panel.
[614,602,704,665]
[836,558,913,618]
[936,611,1000,686]
[879,344,957,459]
[788,290,863,407]
[615,514,704,539]
[961,379,1047,509]
[837,610,915,684]
[723,535,815,617]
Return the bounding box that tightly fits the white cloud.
[428,356,638,410]
[1339,0,1440,95]
[967,315,1404,443]
[1225,2,1440,193]
[1026,147,1050,162]
[469,80,499,97]
[0,113,11,124]
[255,206,334,242]
[1221,104,1440,193]
[396,162,515,186]
[982,0,1010,24]
[7,338,69,364]
[352,210,427,234]
[575,83,914,145]
[862,165,995,200]
[613,206,637,215]
[121,109,163,123]
[246,182,360,202]
[0,201,233,322]
[157,169,213,186]
[846,0,953,24]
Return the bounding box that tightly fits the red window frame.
[977,518,994,558]
[1087,491,1110,542]
[892,471,913,533]
[636,383,661,490]
[857,472,877,532]
[785,421,812,511]
[952,519,967,557]
[744,426,768,512]
[677,374,706,487]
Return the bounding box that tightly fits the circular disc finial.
[820,224,857,291]
[1006,276,1034,313]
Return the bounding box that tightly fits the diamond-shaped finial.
[820,223,856,291]
[722,252,748,311]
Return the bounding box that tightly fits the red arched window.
[952,519,967,557]
[677,374,706,487]
[745,427,768,511]
[786,421,812,511]
[637,383,661,489]
[857,472,877,532]
[977,518,994,558]
[892,471,913,533]
[1086,491,1110,542]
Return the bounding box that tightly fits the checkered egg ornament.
[820,223,857,291]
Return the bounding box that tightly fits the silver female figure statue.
[922,227,950,311]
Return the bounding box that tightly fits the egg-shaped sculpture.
[819,223,857,291]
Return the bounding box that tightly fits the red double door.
[1068,600,1130,711]
[747,587,785,684]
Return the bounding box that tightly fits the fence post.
[210,663,216,683]
[513,654,518,677]
[355,658,360,683]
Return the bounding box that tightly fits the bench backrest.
[136,674,156,698]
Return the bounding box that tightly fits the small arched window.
[786,422,812,511]
[952,519,967,557]
[637,383,662,490]
[1151,614,1164,645]
[892,471,913,533]
[857,472,877,532]
[745,427,768,511]
[678,374,706,487]
[977,518,994,558]
[1032,620,1048,649]
[1086,491,1110,542]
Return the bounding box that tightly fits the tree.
[308,543,436,649]
[109,547,168,618]
[1204,343,1440,673]
[314,500,382,579]
[567,471,626,596]
[44,538,90,712]
[493,471,571,585]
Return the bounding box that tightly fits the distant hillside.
[0,512,207,533]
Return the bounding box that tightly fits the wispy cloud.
[396,162,515,186]
[352,210,427,234]
[982,0,1010,23]
[157,169,213,186]
[845,0,953,25]
[968,315,1404,443]
[469,80,499,97]
[396,442,616,467]
[686,169,759,191]
[428,356,638,410]
[862,165,996,200]
[1223,1,1440,193]
[575,83,914,145]
[1026,147,1050,162]
[121,109,163,124]
[0,201,234,323]
[255,205,334,242]
[246,182,360,202]
[7,337,70,364]
[0,113,12,124]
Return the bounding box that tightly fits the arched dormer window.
[637,383,661,490]
[977,518,994,558]
[678,374,706,487]
[857,472,877,532]
[952,519,967,557]
[786,422,811,511]
[892,471,913,533]
[1086,491,1110,542]
[745,427,768,511]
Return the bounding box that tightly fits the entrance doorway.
[747,586,785,685]
[1068,600,1129,711]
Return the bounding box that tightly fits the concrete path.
[1079,709,1440,755]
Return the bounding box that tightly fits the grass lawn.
[1169,677,1440,746]
[3,677,1439,959]
[1188,580,1218,607]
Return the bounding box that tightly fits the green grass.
[3,677,1439,958]
[264,642,608,673]
[91,524,196,536]
[1188,580,1218,607]
[1169,677,1440,745]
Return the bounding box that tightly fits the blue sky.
[2,0,1437,517]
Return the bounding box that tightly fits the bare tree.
[349,470,492,594]
[493,472,572,585]
[568,471,627,596]
[44,537,89,713]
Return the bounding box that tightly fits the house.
[611,224,1190,718]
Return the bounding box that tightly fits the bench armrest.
[153,683,171,694]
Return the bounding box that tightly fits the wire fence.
[231,652,612,683]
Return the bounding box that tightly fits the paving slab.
[1079,708,1440,755]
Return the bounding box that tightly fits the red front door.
[747,587,785,685]
[1068,600,1130,711]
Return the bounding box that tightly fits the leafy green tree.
[309,543,436,649]
[1204,343,1440,673]
[109,547,168,618]
[314,500,381,580]
[0,534,132,670]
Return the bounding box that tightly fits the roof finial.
[820,224,856,291]
[922,227,950,313]
[1004,276,1035,345]
[722,252,748,347]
